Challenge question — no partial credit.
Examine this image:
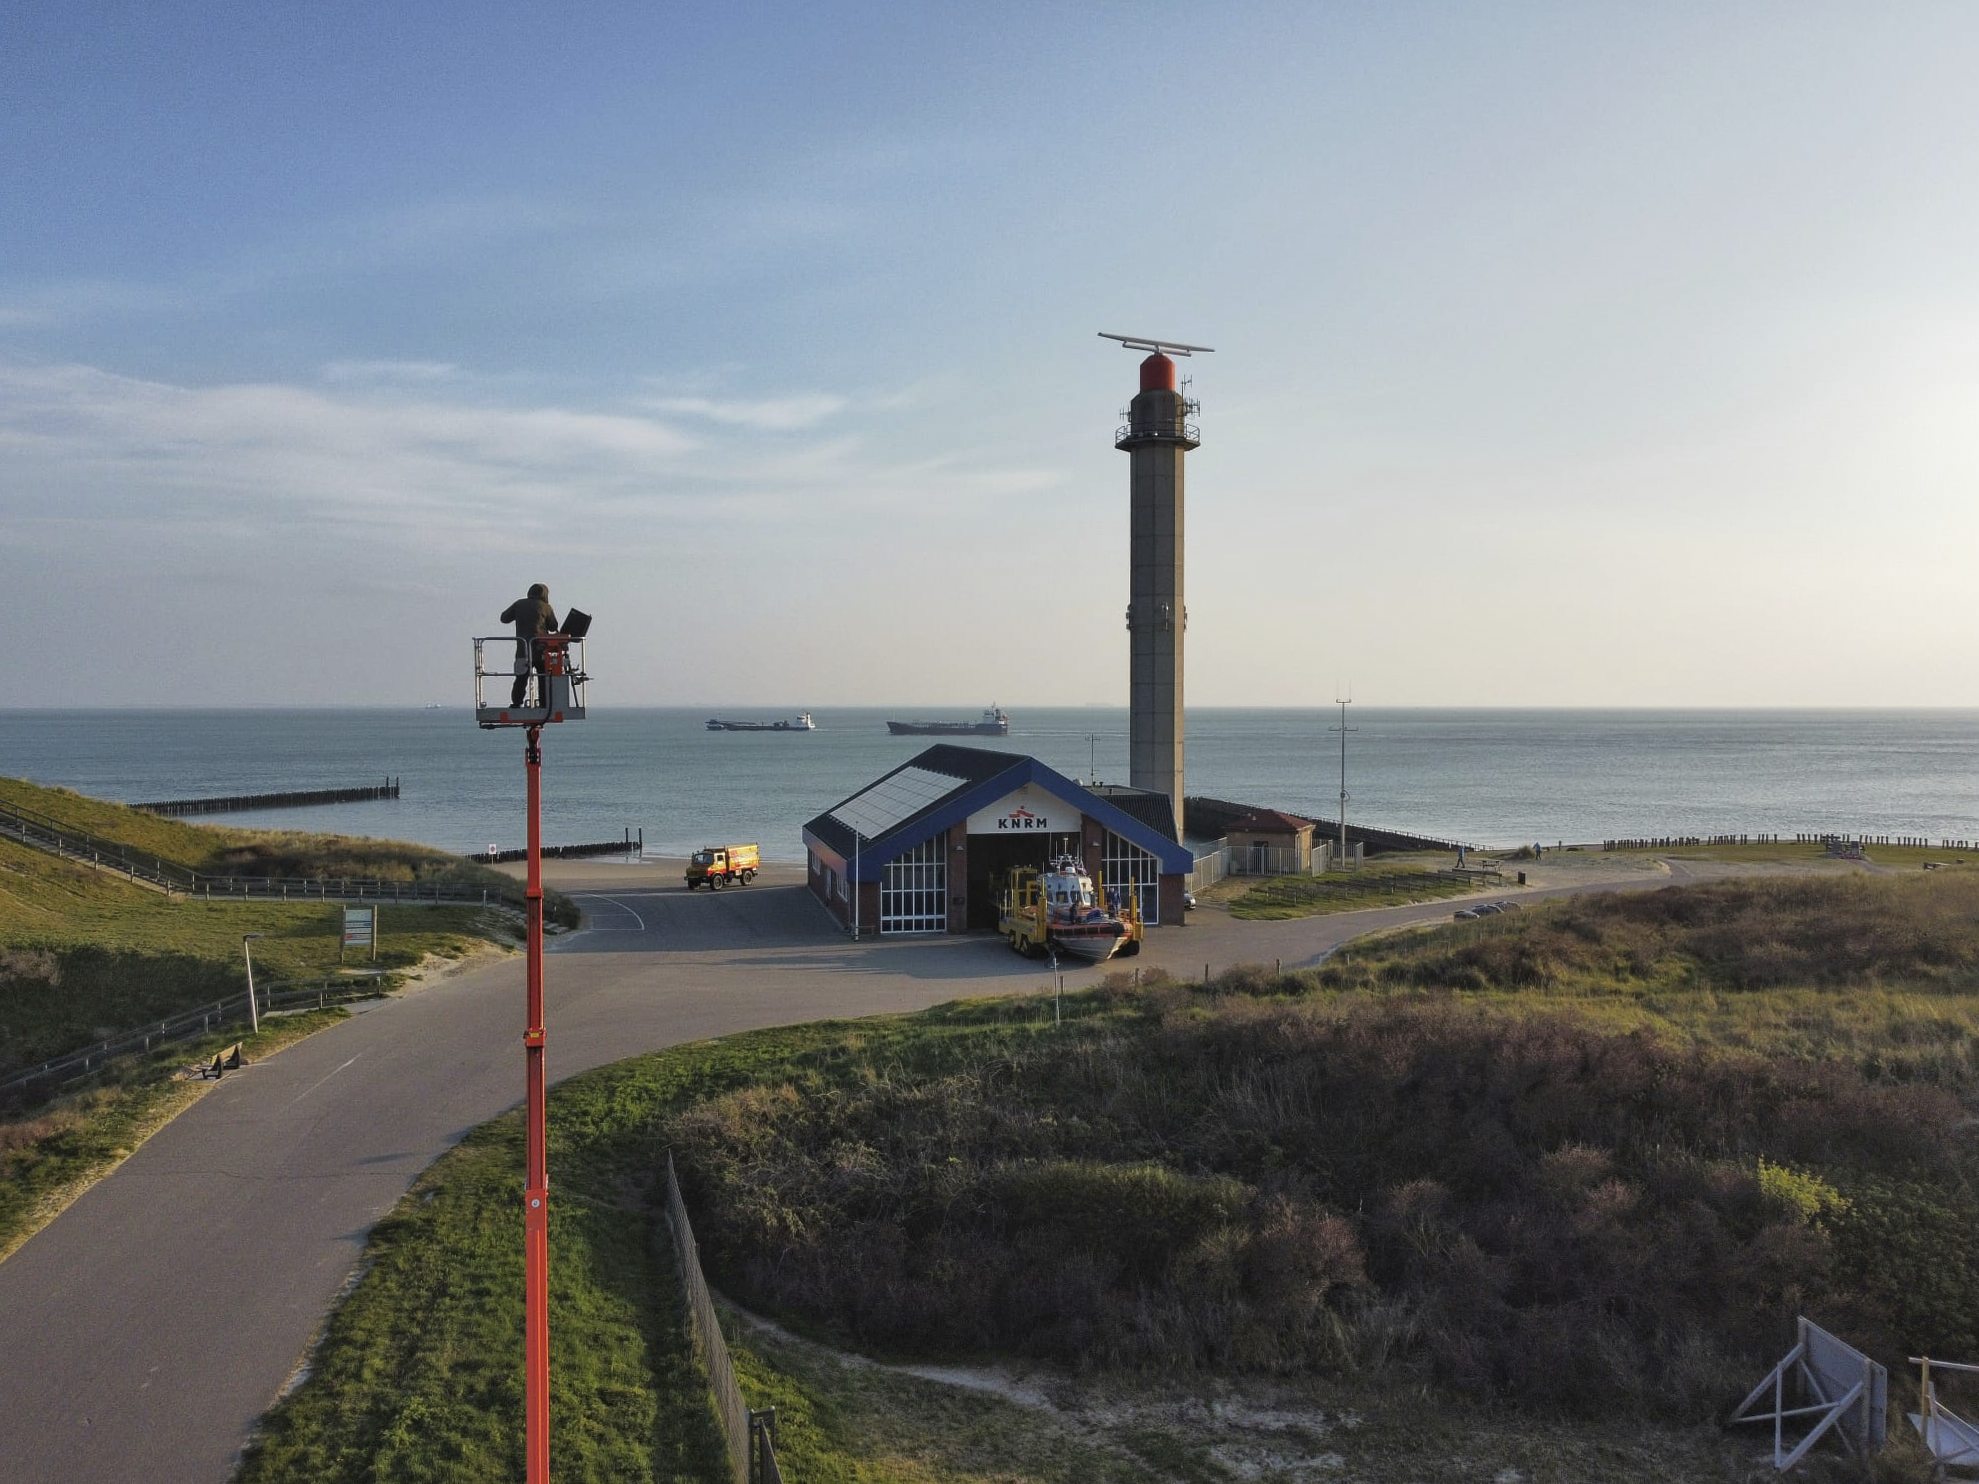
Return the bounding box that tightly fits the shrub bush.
[664,985,1973,1415]
[1320,874,1979,999]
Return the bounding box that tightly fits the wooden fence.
[663,1153,788,1484]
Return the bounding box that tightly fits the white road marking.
[290,1055,361,1106]
[572,893,647,931]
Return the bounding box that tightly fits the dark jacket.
[501,595,559,640]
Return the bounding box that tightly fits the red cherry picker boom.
[475,610,591,1484]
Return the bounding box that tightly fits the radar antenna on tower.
[1098,331,1217,357]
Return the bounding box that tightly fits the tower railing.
[1115,419,1200,448]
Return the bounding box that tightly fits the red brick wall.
[947,831,969,932]
[1080,815,1106,888]
[808,848,848,928]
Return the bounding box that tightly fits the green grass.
[1609,836,1979,870]
[0,774,545,1074]
[729,1323,1758,1483]
[242,1012,1130,1483]
[0,1008,348,1260]
[237,1043,761,1484]
[0,774,576,922]
[235,872,1979,1480]
[724,1317,1162,1483]
[0,776,238,869]
[242,994,1777,1482]
[0,834,506,1071]
[1314,870,1979,1071]
[0,777,530,1266]
[1223,866,1478,919]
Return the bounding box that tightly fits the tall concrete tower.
[1105,332,1211,838]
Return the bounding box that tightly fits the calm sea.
[2,708,1975,861]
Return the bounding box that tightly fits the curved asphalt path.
[0,852,1742,1482]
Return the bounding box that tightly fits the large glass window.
[1103,831,1160,925]
[880,832,948,933]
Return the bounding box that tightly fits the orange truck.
[685,843,759,890]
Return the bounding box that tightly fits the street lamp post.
[242,934,264,1034]
[1329,695,1356,871]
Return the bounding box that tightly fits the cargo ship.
[707,713,816,732]
[886,705,1009,737]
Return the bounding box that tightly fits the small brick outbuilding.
[1224,808,1319,874]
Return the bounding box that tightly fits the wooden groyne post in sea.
[135,778,401,817]
[477,828,643,864]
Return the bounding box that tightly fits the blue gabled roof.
[802,745,1192,881]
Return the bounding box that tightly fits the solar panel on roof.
[829,765,963,839]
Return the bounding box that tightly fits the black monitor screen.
[559,608,593,639]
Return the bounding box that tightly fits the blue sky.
[6,2,1977,706]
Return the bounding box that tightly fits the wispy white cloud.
[0,360,1060,568]
[320,359,461,384]
[0,362,701,561]
[0,277,184,327]
[0,192,587,331]
[650,393,849,431]
[342,193,587,257]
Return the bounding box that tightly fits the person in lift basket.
[501,583,559,707]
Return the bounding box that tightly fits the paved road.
[0,853,1731,1482]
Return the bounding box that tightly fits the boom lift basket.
[474,631,588,728]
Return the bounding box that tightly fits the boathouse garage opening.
[966,832,1077,929]
[801,744,1192,937]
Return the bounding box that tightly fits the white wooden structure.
[1730,1317,1887,1470]
[1911,1357,1979,1479]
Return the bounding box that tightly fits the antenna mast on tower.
[1329,692,1356,869]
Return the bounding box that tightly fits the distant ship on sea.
[707,712,816,732]
[886,706,1009,737]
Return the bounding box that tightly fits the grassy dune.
[0,774,573,1077]
[1222,865,1476,919]
[1317,871,1979,1072]
[0,834,502,1071]
[243,1005,1769,1482]
[0,776,534,1262]
[1614,836,1979,871]
[239,871,1979,1480]
[0,775,576,922]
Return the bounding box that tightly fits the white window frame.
[880,831,948,934]
[1103,830,1160,925]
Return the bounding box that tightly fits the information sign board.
[343,906,376,953]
